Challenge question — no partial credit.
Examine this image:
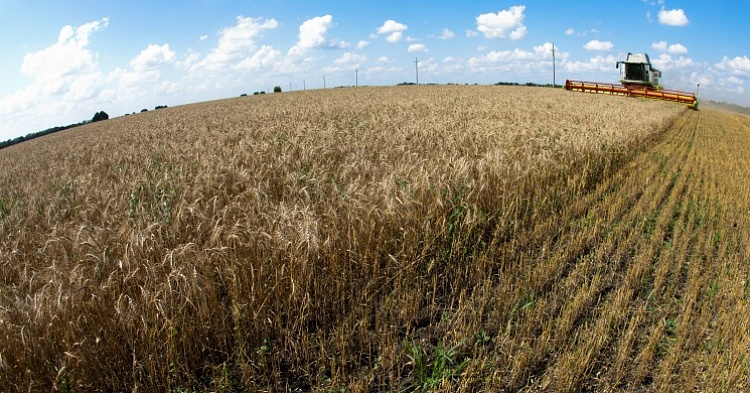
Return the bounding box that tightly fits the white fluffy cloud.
[533,42,556,57]
[583,40,614,52]
[323,52,366,75]
[236,45,282,71]
[440,56,464,73]
[417,58,439,74]
[468,42,563,75]
[300,15,333,49]
[109,43,178,102]
[289,15,336,56]
[716,56,750,77]
[658,8,689,26]
[19,19,111,102]
[193,16,278,71]
[1,18,112,139]
[565,54,619,73]
[667,43,688,55]
[652,41,688,55]
[408,44,427,53]
[130,44,176,71]
[376,20,408,43]
[356,40,369,49]
[476,5,527,40]
[334,52,366,67]
[652,41,668,52]
[112,42,186,99]
[469,49,532,65]
[565,28,601,38]
[439,28,455,40]
[20,18,108,88]
[651,53,694,71]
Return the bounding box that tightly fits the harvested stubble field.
[0,85,748,392]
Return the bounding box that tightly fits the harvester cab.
[565,52,698,110]
[617,53,661,89]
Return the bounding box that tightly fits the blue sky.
[1,1,749,141]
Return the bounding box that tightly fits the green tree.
[91,111,109,122]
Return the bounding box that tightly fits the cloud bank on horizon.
[1,1,748,140]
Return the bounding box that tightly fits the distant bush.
[91,111,109,123]
[495,81,557,88]
[260,91,266,95]
[240,93,248,97]
[155,105,168,110]
[141,109,148,113]
[273,86,282,93]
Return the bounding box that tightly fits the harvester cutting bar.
[565,79,698,108]
[627,86,697,106]
[564,80,630,96]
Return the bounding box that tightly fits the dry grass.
[1,85,747,392]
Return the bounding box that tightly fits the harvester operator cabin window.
[626,63,645,82]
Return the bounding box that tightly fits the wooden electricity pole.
[415,58,419,85]
[552,42,556,87]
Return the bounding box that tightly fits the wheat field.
[1,85,748,391]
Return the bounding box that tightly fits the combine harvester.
[565,53,699,110]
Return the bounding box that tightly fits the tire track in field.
[535,112,695,315]
[518,109,706,390]
[559,112,699,389]
[620,110,744,390]
[648,110,750,391]
[615,110,702,388]
[498,111,698,390]
[531,108,750,392]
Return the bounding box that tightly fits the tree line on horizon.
[0,111,108,150]
[1,105,163,150]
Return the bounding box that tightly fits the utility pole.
[356,68,359,87]
[289,82,292,92]
[552,42,556,88]
[323,75,326,89]
[303,79,306,91]
[415,58,419,85]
